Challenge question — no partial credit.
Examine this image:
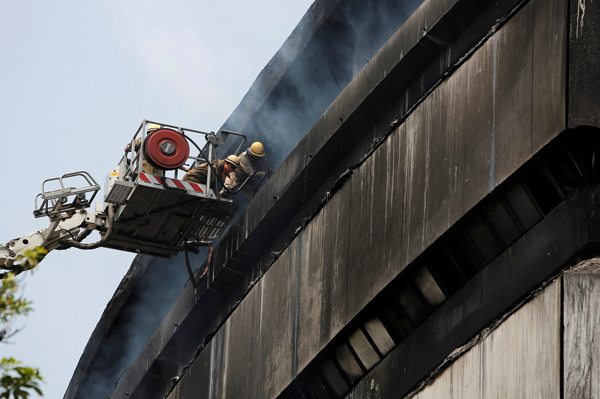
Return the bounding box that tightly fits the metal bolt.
[160,140,176,155]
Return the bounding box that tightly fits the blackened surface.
[494,1,534,185]
[463,37,494,209]
[103,0,571,397]
[569,0,600,128]
[350,185,600,398]
[533,0,567,148]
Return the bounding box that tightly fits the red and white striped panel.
[139,173,204,193]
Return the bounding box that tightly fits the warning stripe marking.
[189,182,202,192]
[139,173,204,193]
[172,179,185,189]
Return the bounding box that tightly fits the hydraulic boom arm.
[0,120,247,277]
[0,172,108,276]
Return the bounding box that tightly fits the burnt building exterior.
[66,0,600,398]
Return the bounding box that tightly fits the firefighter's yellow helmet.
[225,154,241,168]
[147,123,161,132]
[249,142,265,157]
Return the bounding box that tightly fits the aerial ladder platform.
[0,120,247,276]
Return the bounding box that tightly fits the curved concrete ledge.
[110,0,561,397]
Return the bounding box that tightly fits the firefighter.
[124,123,163,175]
[222,142,272,199]
[182,154,241,187]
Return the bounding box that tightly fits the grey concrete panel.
[219,302,245,399]
[257,249,296,398]
[411,279,560,399]
[333,180,354,324]
[204,326,229,398]
[424,66,467,245]
[386,125,407,272]
[414,345,485,399]
[422,88,450,246]
[563,269,600,398]
[463,36,494,210]
[296,215,327,374]
[221,281,263,399]
[481,277,560,398]
[290,183,354,377]
[494,1,534,186]
[347,154,378,318]
[368,135,398,286]
[320,189,350,344]
[401,105,428,265]
[532,0,567,149]
[314,201,339,349]
[568,0,600,128]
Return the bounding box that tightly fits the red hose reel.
[143,129,190,170]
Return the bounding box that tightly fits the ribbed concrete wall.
[408,260,600,399]
[166,0,567,397]
[409,276,561,399]
[564,265,600,398]
[69,0,600,396]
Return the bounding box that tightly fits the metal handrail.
[120,120,251,200]
[34,171,101,219]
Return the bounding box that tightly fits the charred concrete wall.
[159,0,600,397]
[74,0,600,397]
[165,0,568,396]
[66,0,425,398]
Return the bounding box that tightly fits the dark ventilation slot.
[543,150,585,195]
[378,298,414,340]
[333,342,365,385]
[502,180,543,230]
[481,196,523,247]
[362,315,395,357]
[312,374,336,399]
[425,249,468,296]
[394,280,433,324]
[462,214,504,264]
[443,237,482,279]
[521,166,564,214]
[412,266,447,310]
[347,328,381,370]
[319,358,349,398]
[295,369,335,399]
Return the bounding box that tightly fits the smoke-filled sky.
[0,1,313,398]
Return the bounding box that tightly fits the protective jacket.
[183,159,226,187]
[224,149,270,197]
[132,137,163,176]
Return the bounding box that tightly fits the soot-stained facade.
[67,0,600,398]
